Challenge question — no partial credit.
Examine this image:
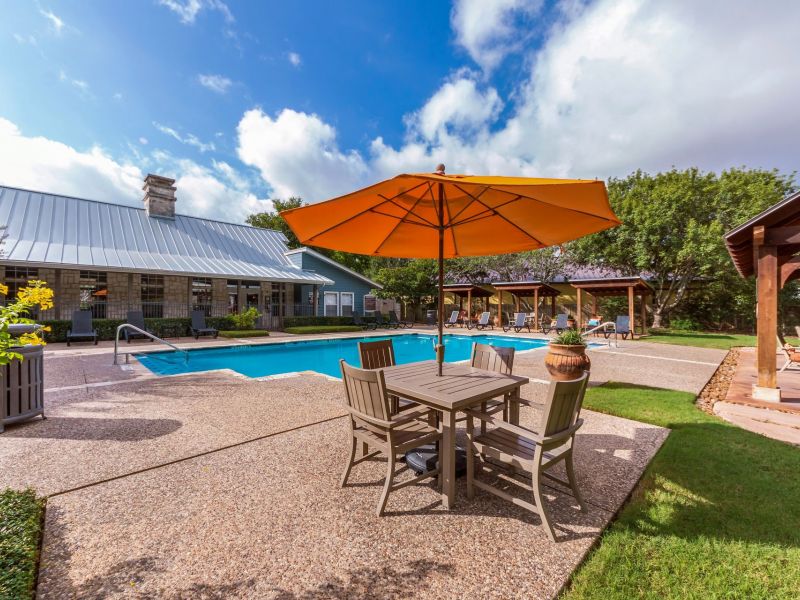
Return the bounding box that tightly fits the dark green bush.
[284,325,363,334]
[39,315,238,342]
[283,316,375,328]
[0,488,44,600]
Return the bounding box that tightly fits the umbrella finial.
[435,164,446,175]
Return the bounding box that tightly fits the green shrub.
[230,307,261,330]
[669,317,702,331]
[0,488,44,600]
[552,329,586,345]
[39,315,237,342]
[283,316,372,328]
[284,325,364,334]
[218,330,270,338]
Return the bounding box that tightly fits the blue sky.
[1,0,799,223]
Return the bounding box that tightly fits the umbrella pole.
[437,184,445,376]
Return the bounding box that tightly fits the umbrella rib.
[446,185,491,225]
[452,184,546,245]
[449,195,526,227]
[373,193,429,254]
[442,185,459,255]
[368,208,437,227]
[378,194,439,228]
[478,185,619,223]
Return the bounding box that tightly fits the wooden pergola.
[442,284,493,316]
[493,282,560,330]
[570,276,653,336]
[725,190,800,401]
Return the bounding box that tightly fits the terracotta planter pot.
[545,343,590,381]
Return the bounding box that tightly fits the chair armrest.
[541,419,584,444]
[343,406,394,429]
[463,409,543,441]
[388,408,435,428]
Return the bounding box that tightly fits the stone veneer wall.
[58,270,81,319]
[106,272,129,319]
[164,275,189,317]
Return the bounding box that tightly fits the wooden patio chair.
[463,343,515,434]
[339,360,442,516]
[358,339,419,414]
[465,371,589,542]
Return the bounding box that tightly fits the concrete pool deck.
[0,334,726,598]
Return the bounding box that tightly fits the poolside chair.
[375,313,398,329]
[358,339,420,414]
[443,310,460,328]
[465,371,589,542]
[339,360,442,516]
[190,310,218,339]
[67,310,98,346]
[548,314,570,334]
[352,314,378,331]
[778,334,800,373]
[607,315,631,340]
[503,312,530,333]
[474,311,493,330]
[464,343,515,434]
[389,310,413,329]
[123,310,155,343]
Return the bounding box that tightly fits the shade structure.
[282,169,621,374]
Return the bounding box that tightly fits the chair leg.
[340,436,357,488]
[565,452,587,512]
[532,471,557,542]
[377,451,396,516]
[480,401,487,435]
[466,416,475,499]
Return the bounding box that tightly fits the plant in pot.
[544,328,590,381]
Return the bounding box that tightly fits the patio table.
[382,360,528,509]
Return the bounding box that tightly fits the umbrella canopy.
[282,167,621,374]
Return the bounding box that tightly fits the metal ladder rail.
[113,324,190,365]
[581,321,619,347]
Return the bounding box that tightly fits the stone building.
[0,175,382,328]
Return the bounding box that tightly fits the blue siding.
[292,252,378,316]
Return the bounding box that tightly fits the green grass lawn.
[284,325,364,335]
[644,330,758,349]
[0,488,44,599]
[563,383,800,599]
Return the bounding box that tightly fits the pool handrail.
[581,321,619,347]
[113,323,189,365]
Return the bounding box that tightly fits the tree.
[246,197,305,248]
[373,260,437,318]
[444,247,567,284]
[569,168,796,328]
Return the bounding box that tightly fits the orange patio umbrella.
[282,165,620,375]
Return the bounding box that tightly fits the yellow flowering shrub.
[1,280,55,365]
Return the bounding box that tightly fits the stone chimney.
[142,174,177,219]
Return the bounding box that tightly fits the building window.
[141,274,164,318]
[340,292,354,317]
[363,294,377,316]
[242,280,260,311]
[323,291,339,317]
[191,277,212,313]
[3,267,39,305]
[227,280,239,314]
[79,270,108,318]
[271,283,288,317]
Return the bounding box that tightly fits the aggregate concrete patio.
[0,332,726,598]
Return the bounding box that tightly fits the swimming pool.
[135,333,553,379]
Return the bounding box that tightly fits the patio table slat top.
[382,360,528,409]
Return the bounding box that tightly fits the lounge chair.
[67,310,98,346]
[465,371,589,542]
[443,310,460,328]
[389,310,413,329]
[190,310,218,339]
[352,314,377,331]
[474,311,493,330]
[503,312,530,333]
[605,315,631,340]
[123,310,155,343]
[339,360,442,516]
[374,313,398,329]
[779,334,800,373]
[358,339,419,414]
[549,313,570,334]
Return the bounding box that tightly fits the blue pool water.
[135,333,553,379]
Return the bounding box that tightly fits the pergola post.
[754,225,779,395]
[498,290,503,326]
[627,285,635,339]
[551,295,556,318]
[592,294,598,317]
[576,287,583,330]
[467,289,472,321]
[515,294,520,313]
[640,293,647,336]
[533,288,539,330]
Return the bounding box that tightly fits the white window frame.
[323,291,340,317]
[363,294,377,315]
[340,292,354,317]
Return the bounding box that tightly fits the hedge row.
[39,316,238,342]
[0,488,44,600]
[282,316,372,328]
[284,325,364,335]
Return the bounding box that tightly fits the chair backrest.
[539,371,589,439]
[72,310,93,333]
[191,310,207,329]
[478,311,490,325]
[555,314,569,328]
[471,343,514,375]
[514,312,527,327]
[447,310,459,324]
[358,339,396,369]
[616,315,630,333]
[127,310,145,328]
[340,360,391,422]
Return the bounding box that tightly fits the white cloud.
[139,137,149,145]
[13,33,37,45]
[451,0,543,72]
[58,69,90,96]
[153,122,215,153]
[158,0,233,24]
[287,52,301,67]
[113,92,123,101]
[236,108,368,201]
[198,73,232,93]
[0,117,268,222]
[39,8,65,34]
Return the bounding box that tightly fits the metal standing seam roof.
[0,185,333,285]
